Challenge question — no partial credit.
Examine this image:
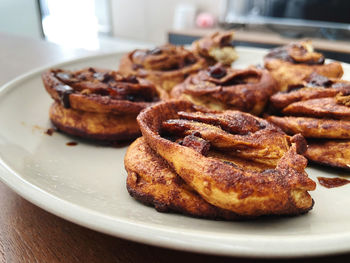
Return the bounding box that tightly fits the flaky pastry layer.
[131,100,315,218]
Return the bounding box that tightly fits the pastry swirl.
[268,74,350,137]
[267,73,350,169]
[42,67,162,141]
[264,41,343,91]
[191,31,238,66]
[171,64,277,115]
[125,100,315,219]
[119,44,207,93]
[125,137,241,220]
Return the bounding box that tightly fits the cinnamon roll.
[264,41,343,91]
[171,64,277,115]
[125,100,315,219]
[42,67,162,141]
[118,44,207,93]
[267,73,350,169]
[191,31,238,66]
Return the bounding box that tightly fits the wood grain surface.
[1,32,350,263]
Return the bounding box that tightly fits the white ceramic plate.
[1,47,350,258]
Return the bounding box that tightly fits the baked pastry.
[42,67,162,141]
[304,140,350,170]
[171,64,277,115]
[267,73,350,169]
[268,73,350,111]
[125,137,240,219]
[118,44,207,93]
[125,100,316,219]
[264,41,343,91]
[191,31,238,66]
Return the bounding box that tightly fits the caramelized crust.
[265,41,325,65]
[270,79,350,110]
[125,137,241,220]
[171,64,277,115]
[191,31,238,65]
[118,44,207,92]
[42,67,161,141]
[267,73,350,169]
[264,41,343,91]
[267,116,350,139]
[131,100,315,218]
[50,102,140,141]
[305,140,350,169]
[162,117,289,166]
[43,67,162,112]
[282,97,350,120]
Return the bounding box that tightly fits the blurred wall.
[110,0,223,44]
[0,0,42,38]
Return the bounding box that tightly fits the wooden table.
[1,32,350,263]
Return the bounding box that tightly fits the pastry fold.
[267,73,350,169]
[119,44,207,93]
[125,100,315,219]
[42,67,162,141]
[305,140,350,170]
[264,41,343,91]
[267,116,350,139]
[191,31,238,66]
[171,64,277,115]
[125,137,241,220]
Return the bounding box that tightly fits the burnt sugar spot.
[45,128,55,136]
[317,176,350,188]
[66,141,78,146]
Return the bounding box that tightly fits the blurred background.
[1,0,350,60]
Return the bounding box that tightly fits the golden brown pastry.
[171,64,277,115]
[266,116,350,139]
[191,31,238,66]
[305,140,350,170]
[282,97,350,119]
[125,137,241,219]
[125,100,316,219]
[267,73,350,169]
[269,74,350,110]
[42,67,162,141]
[118,44,207,93]
[264,41,343,91]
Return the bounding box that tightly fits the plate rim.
[1,47,350,258]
